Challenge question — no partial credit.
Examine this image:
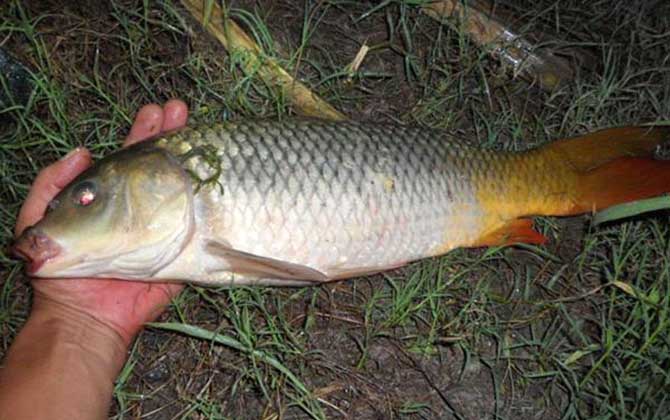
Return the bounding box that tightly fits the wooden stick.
[181,0,346,121]
[422,0,579,91]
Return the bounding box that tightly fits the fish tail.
[471,126,670,247]
[543,126,670,214]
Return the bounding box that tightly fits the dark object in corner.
[0,47,33,110]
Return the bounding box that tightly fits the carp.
[12,120,670,286]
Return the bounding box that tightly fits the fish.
[12,119,670,286]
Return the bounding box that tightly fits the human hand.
[14,99,188,347]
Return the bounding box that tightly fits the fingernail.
[60,147,81,161]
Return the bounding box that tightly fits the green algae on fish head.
[25,143,195,279]
[154,127,227,195]
[177,143,225,194]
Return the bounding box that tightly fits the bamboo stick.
[422,0,579,91]
[181,0,346,121]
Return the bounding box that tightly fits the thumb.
[15,148,92,236]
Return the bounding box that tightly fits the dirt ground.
[2,0,670,419]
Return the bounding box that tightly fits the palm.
[16,100,188,344]
[32,279,181,344]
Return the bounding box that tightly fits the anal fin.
[472,218,547,247]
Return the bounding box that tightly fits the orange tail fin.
[472,126,670,248]
[572,157,670,213]
[543,126,670,214]
[543,126,668,171]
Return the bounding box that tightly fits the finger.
[15,148,92,236]
[144,283,185,323]
[123,104,164,148]
[161,99,188,132]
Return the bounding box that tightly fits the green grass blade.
[593,196,670,226]
[202,0,215,26]
[148,322,312,396]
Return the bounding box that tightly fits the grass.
[1,0,670,418]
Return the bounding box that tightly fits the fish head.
[13,144,194,279]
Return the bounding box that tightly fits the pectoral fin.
[205,241,328,283]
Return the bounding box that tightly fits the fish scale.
[155,119,487,280]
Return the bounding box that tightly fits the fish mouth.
[11,227,61,275]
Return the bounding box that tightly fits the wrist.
[29,293,129,375]
[0,293,129,420]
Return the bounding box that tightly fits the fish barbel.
[12,119,670,286]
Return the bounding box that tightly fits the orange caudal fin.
[543,126,669,172]
[546,126,670,214]
[471,126,669,249]
[521,125,670,216]
[573,156,670,213]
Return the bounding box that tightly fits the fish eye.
[72,181,97,206]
